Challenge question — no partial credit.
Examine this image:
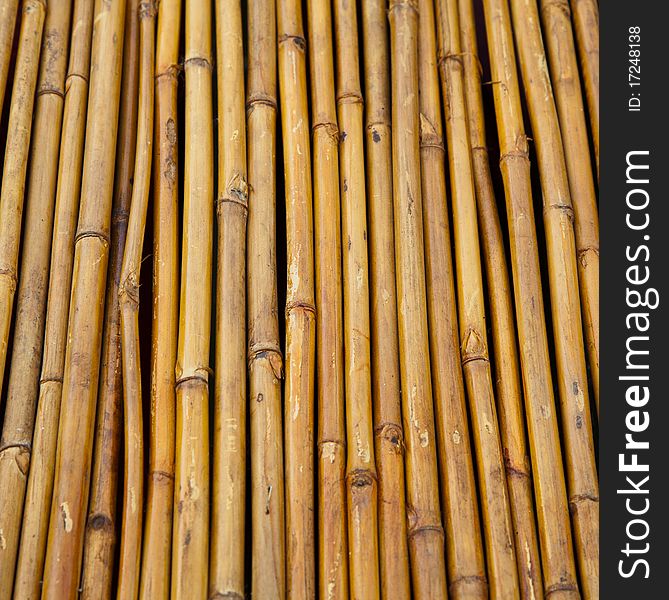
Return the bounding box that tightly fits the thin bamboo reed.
[138,0,180,596]
[481,0,580,597]
[12,1,95,596]
[360,3,411,596]
[306,1,347,598]
[388,1,448,597]
[0,2,70,596]
[0,0,18,112]
[171,0,214,595]
[0,0,45,404]
[277,1,317,596]
[458,0,544,596]
[40,0,126,597]
[510,1,598,597]
[541,0,600,414]
[247,0,286,595]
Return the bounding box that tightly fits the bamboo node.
[545,582,580,597]
[388,0,419,17]
[540,0,571,19]
[0,444,31,476]
[336,91,363,107]
[175,368,210,390]
[119,271,140,308]
[150,469,175,483]
[87,512,114,533]
[278,34,306,53]
[184,56,213,71]
[246,93,277,112]
[0,268,18,294]
[285,300,316,319]
[568,493,599,515]
[374,422,405,455]
[156,63,181,82]
[318,439,346,462]
[460,328,489,364]
[37,84,65,99]
[312,120,339,144]
[544,202,575,223]
[438,51,465,71]
[248,342,284,379]
[419,113,444,151]
[448,575,489,597]
[39,374,64,385]
[74,229,110,247]
[138,0,156,19]
[503,449,531,480]
[217,173,249,214]
[578,245,599,267]
[347,468,377,488]
[209,592,244,600]
[406,521,445,543]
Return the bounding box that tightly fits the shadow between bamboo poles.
[277,1,317,596]
[417,0,489,597]
[247,0,286,596]
[360,3,411,597]
[458,0,544,596]
[170,0,214,596]
[0,0,18,117]
[0,0,45,408]
[12,1,94,596]
[388,1,448,597]
[509,1,599,597]
[540,0,600,415]
[0,2,70,596]
[480,0,580,597]
[210,0,248,597]
[40,0,126,598]
[138,0,180,597]
[306,1,348,598]
[569,0,599,177]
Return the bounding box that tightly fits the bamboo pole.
[0,0,18,112]
[277,1,317,596]
[458,0,544,596]
[138,0,180,596]
[360,3,411,596]
[11,1,95,596]
[209,0,248,597]
[171,0,213,595]
[480,0,580,597]
[0,2,70,596]
[510,1,599,597]
[388,2,448,597]
[306,1,348,598]
[247,0,286,595]
[541,0,600,414]
[40,0,126,597]
[332,1,380,598]
[0,0,45,404]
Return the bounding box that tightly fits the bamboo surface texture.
[0,0,18,115]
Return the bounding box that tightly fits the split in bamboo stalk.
[139,0,180,596]
[333,1,380,597]
[210,0,248,597]
[481,0,580,597]
[171,0,214,595]
[0,0,45,407]
[306,1,348,598]
[360,3,411,596]
[247,0,286,595]
[388,1,448,597]
[510,1,599,596]
[41,0,126,597]
[277,0,317,596]
[458,0,544,595]
[0,2,70,596]
[541,0,600,414]
[0,0,18,112]
[12,1,95,596]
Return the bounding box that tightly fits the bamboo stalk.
[40,0,126,597]
[171,0,214,595]
[306,1,348,598]
[11,1,95,596]
[360,3,411,596]
[78,2,139,597]
[0,0,45,405]
[541,0,600,414]
[0,2,70,596]
[332,1,380,598]
[209,0,248,597]
[510,1,599,597]
[0,0,18,112]
[481,0,580,597]
[458,0,544,596]
[277,1,317,596]
[138,0,180,596]
[247,0,286,595]
[388,2,448,597]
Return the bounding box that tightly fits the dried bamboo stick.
[170,0,214,595]
[360,3,411,596]
[247,0,286,595]
[0,2,70,596]
[277,1,317,596]
[40,0,126,596]
[481,0,580,597]
[210,0,248,597]
[541,0,600,414]
[0,0,18,112]
[138,0,180,596]
[12,1,95,596]
[510,1,598,597]
[306,1,347,598]
[388,2,448,597]
[458,0,544,596]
